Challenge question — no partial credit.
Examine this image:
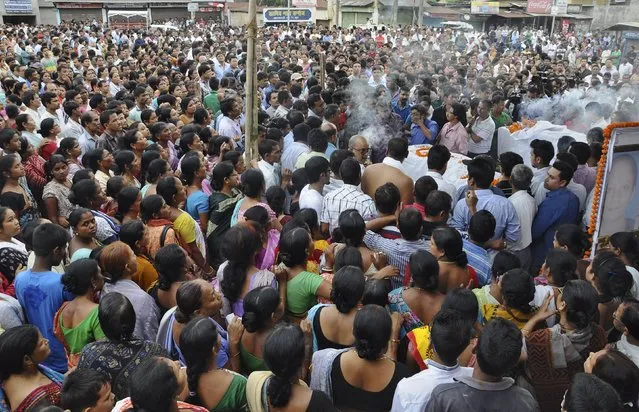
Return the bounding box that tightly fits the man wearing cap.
[450,157,521,245]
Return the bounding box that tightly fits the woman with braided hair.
[179,316,248,411]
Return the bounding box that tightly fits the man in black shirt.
[431,86,460,130]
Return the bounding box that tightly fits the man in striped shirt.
[320,158,377,237]
[462,210,496,287]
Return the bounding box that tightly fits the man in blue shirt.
[451,157,521,245]
[14,223,72,373]
[463,210,496,287]
[531,160,580,273]
[392,86,411,123]
[409,104,439,145]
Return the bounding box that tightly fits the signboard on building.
[526,0,552,13]
[470,1,499,14]
[56,2,102,7]
[552,0,567,15]
[263,8,313,23]
[4,0,33,13]
[188,2,198,11]
[292,0,316,6]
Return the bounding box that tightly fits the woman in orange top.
[118,220,158,292]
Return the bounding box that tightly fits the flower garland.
[585,122,639,258]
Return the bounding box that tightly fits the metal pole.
[551,15,555,36]
[245,0,258,165]
[287,0,290,27]
[417,0,423,28]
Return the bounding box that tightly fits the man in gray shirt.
[426,318,540,412]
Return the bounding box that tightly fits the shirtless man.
[361,138,414,204]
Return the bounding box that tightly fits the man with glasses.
[348,135,370,168]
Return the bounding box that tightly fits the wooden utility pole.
[245,0,258,164]
[418,0,424,27]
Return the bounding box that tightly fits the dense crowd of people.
[0,18,637,412]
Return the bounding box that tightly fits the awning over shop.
[497,10,532,18]
[422,5,461,16]
[526,12,592,19]
[606,22,639,31]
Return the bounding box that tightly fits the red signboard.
[527,0,552,13]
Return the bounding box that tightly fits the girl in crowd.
[157,279,239,373]
[19,138,47,206]
[54,137,83,179]
[149,244,189,314]
[112,356,208,412]
[100,241,160,341]
[157,176,209,273]
[150,122,178,170]
[0,153,40,227]
[231,168,275,226]
[141,157,171,198]
[113,150,141,188]
[69,179,119,245]
[430,227,471,292]
[244,205,281,270]
[0,207,27,288]
[118,220,158,292]
[472,250,521,307]
[139,194,181,259]
[279,226,331,320]
[77,292,166,401]
[207,161,243,269]
[114,186,141,225]
[84,148,114,193]
[35,118,60,161]
[0,325,65,410]
[311,305,407,411]
[42,155,73,228]
[308,266,364,352]
[586,251,634,331]
[182,154,210,235]
[120,129,147,162]
[554,224,591,277]
[180,316,248,411]
[238,286,282,374]
[609,231,639,299]
[67,208,100,261]
[247,324,336,411]
[54,259,105,368]
[388,250,445,338]
[216,222,277,317]
[480,268,537,329]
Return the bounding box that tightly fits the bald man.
[348,135,370,166]
[361,138,414,204]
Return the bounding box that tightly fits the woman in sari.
[307,266,364,353]
[180,316,249,411]
[480,268,537,329]
[54,259,105,369]
[237,287,282,374]
[430,227,472,292]
[112,356,208,412]
[388,250,445,338]
[70,179,119,245]
[42,155,74,228]
[157,176,210,275]
[77,292,167,401]
[207,161,242,270]
[310,305,407,411]
[243,206,281,271]
[119,220,158,292]
[0,325,65,411]
[113,150,141,189]
[522,279,607,412]
[67,208,101,262]
[230,169,275,227]
[140,194,182,259]
[246,324,335,412]
[182,154,210,236]
[0,207,27,290]
[0,154,40,228]
[84,148,114,193]
[157,279,240,372]
[55,137,83,180]
[216,222,277,317]
[586,251,634,331]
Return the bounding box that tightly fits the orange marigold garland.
[585,122,639,258]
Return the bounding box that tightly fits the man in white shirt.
[508,164,537,271]
[530,139,555,206]
[425,145,457,201]
[217,98,243,148]
[391,309,473,412]
[619,58,634,77]
[59,101,84,141]
[467,99,496,158]
[22,92,42,129]
[299,156,330,224]
[257,139,283,190]
[273,90,292,119]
